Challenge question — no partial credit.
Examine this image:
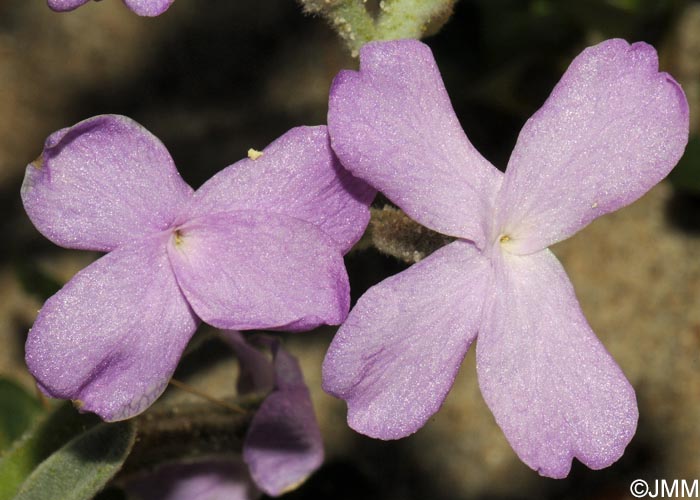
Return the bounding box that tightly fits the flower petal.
[123,0,174,16]
[25,233,199,421]
[223,331,275,395]
[182,126,373,254]
[169,211,349,332]
[495,39,689,254]
[126,458,261,500]
[47,0,89,11]
[476,249,638,478]
[21,115,193,252]
[322,240,491,439]
[244,341,324,496]
[328,39,502,247]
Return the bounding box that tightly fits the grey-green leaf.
[0,404,100,500]
[13,420,135,500]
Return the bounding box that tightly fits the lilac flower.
[47,0,174,17]
[322,39,689,477]
[126,332,323,499]
[22,114,372,422]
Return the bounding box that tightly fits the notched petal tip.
[328,39,501,245]
[322,241,491,441]
[477,250,638,478]
[22,114,193,252]
[495,37,690,253]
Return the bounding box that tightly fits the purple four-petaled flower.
[322,39,689,477]
[22,114,372,421]
[47,0,173,16]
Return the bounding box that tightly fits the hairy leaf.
[0,404,99,499]
[13,420,135,500]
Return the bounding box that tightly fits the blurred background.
[1,0,699,498]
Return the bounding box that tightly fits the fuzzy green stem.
[123,396,262,474]
[369,206,452,263]
[298,0,458,55]
[376,0,457,40]
[298,0,377,56]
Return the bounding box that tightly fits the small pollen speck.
[247,148,264,160]
[500,235,511,243]
[73,399,84,409]
[591,202,598,208]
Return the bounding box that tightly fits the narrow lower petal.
[183,126,373,254]
[126,458,261,500]
[47,0,89,11]
[21,115,193,252]
[477,249,638,478]
[328,40,502,247]
[322,240,491,439]
[244,343,323,496]
[495,39,689,254]
[222,331,275,395]
[25,233,199,421]
[169,211,349,332]
[123,0,174,16]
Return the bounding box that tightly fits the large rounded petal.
[183,126,373,254]
[494,39,689,254]
[123,0,175,16]
[322,240,491,439]
[328,40,502,248]
[243,341,324,496]
[476,249,638,478]
[168,211,349,332]
[25,233,199,421]
[21,115,193,252]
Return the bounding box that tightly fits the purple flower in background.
[22,114,372,422]
[225,331,324,496]
[47,0,173,16]
[127,332,323,499]
[322,39,688,477]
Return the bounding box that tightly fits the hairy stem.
[298,0,376,56]
[169,378,247,414]
[297,0,458,55]
[369,205,452,263]
[124,396,261,474]
[376,0,457,40]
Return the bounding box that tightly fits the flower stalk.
[298,0,458,55]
